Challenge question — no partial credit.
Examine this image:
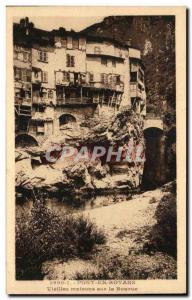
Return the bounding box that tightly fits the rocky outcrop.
[15,109,145,196]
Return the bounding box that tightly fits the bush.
[16,198,106,280]
[146,193,177,257]
[73,252,177,280]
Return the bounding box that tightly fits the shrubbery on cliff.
[146,190,177,257]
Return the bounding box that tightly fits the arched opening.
[142,127,166,190]
[59,114,76,132]
[15,134,38,148]
[59,114,76,126]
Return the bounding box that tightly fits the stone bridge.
[144,113,164,131]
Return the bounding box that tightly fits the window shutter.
[71,56,75,67]
[38,51,48,62]
[38,51,41,61]
[42,71,48,83]
[66,54,70,67]
[26,70,31,82]
[44,52,48,62]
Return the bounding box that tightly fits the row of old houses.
[14,18,146,147]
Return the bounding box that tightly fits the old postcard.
[6,6,186,295]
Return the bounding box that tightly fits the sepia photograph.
[6,6,186,295]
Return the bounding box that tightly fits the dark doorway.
[15,134,38,148]
[59,114,76,127]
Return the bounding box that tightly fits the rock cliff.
[16,109,145,198]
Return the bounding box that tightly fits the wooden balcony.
[83,82,124,92]
[130,83,144,99]
[15,97,32,106]
[57,97,94,105]
[15,104,32,117]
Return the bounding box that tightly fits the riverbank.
[42,182,177,280]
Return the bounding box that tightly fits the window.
[14,50,30,62]
[116,75,120,85]
[66,54,75,67]
[17,69,31,82]
[90,73,94,82]
[72,39,79,49]
[42,71,48,83]
[63,71,70,82]
[130,71,137,82]
[101,58,107,66]
[38,51,48,63]
[57,86,64,99]
[94,46,101,54]
[112,59,116,67]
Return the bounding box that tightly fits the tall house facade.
[14,18,146,147]
[129,48,146,116]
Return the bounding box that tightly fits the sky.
[13,16,105,32]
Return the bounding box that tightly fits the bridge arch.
[144,118,163,131]
[15,134,38,148]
